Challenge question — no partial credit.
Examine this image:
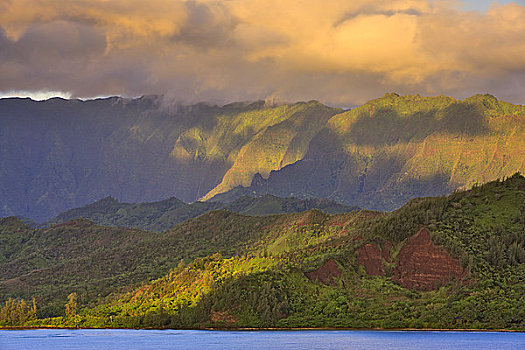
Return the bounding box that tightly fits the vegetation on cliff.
[0,97,339,221]
[1,93,524,222]
[233,93,525,211]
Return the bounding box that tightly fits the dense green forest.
[1,174,524,330]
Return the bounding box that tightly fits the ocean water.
[0,329,523,350]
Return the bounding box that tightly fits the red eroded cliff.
[392,227,467,291]
[357,244,385,276]
[305,258,341,285]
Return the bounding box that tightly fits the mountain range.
[1,93,524,221]
[45,194,357,232]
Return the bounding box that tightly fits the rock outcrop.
[392,227,467,291]
[357,244,385,276]
[305,259,341,285]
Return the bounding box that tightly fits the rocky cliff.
[355,228,467,291]
[0,97,338,221]
[2,93,524,221]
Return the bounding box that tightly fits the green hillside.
[45,196,222,232]
[225,194,356,217]
[233,93,525,210]
[1,174,524,330]
[0,211,280,317]
[45,195,357,232]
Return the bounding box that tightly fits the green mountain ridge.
[229,93,525,210]
[1,93,524,221]
[0,97,339,221]
[44,194,357,232]
[1,174,524,329]
[0,211,281,316]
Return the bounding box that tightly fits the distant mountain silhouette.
[46,194,357,232]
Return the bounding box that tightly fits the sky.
[0,0,524,106]
[461,0,522,11]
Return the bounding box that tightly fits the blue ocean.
[0,329,523,350]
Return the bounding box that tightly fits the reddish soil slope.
[305,259,341,285]
[392,227,467,291]
[210,310,237,324]
[357,244,385,276]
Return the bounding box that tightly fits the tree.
[66,293,77,318]
[29,298,37,321]
[0,298,37,325]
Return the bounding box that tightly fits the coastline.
[1,326,524,333]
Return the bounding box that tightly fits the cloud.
[0,0,524,105]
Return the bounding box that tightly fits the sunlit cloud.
[0,90,72,101]
[0,0,524,105]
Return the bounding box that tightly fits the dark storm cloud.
[335,7,424,27]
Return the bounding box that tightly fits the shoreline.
[1,326,524,333]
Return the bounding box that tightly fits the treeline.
[0,298,37,326]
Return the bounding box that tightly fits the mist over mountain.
[0,93,524,221]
